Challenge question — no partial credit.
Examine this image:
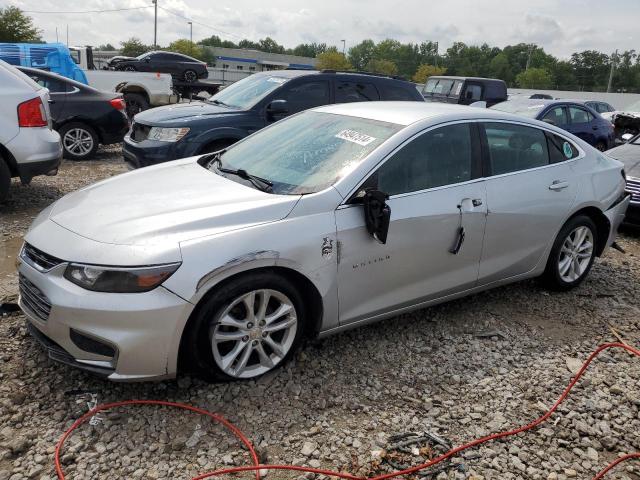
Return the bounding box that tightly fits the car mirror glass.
[267,99,289,115]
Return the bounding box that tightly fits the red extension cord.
[54,342,640,480]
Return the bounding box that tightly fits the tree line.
[2,6,640,92]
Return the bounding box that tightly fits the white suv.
[0,60,62,202]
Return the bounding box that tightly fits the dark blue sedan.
[491,99,615,151]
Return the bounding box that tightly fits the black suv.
[114,51,208,82]
[123,70,424,168]
[422,76,507,107]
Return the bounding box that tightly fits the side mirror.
[144,57,151,63]
[363,190,391,244]
[267,99,289,115]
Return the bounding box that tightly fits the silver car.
[18,102,630,381]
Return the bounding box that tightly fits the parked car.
[17,67,129,160]
[421,76,507,107]
[0,60,62,202]
[19,102,629,381]
[584,100,616,116]
[491,99,615,151]
[114,51,208,83]
[604,134,640,224]
[600,101,640,142]
[123,70,424,169]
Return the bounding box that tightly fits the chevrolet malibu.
[18,102,630,381]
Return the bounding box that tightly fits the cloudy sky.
[7,0,639,58]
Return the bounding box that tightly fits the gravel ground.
[0,147,639,480]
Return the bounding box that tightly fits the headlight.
[64,263,181,293]
[147,127,190,142]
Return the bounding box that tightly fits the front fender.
[188,127,249,154]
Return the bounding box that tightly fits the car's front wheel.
[542,215,598,291]
[183,69,198,82]
[189,272,306,381]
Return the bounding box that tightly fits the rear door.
[25,71,68,122]
[460,81,483,105]
[478,122,580,285]
[567,105,597,145]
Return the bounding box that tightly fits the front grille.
[19,274,52,322]
[129,122,151,142]
[627,177,640,205]
[22,243,63,271]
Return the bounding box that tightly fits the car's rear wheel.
[187,272,306,382]
[123,93,150,118]
[541,215,598,291]
[123,65,137,72]
[183,69,198,82]
[60,122,99,160]
[0,157,11,203]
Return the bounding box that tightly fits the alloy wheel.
[184,70,197,82]
[558,226,594,283]
[63,128,94,157]
[210,289,298,378]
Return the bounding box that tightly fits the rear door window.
[546,133,579,163]
[380,84,415,100]
[569,106,594,124]
[336,81,380,103]
[541,106,568,126]
[463,83,483,102]
[484,123,550,175]
[28,73,68,93]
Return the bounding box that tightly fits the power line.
[157,5,243,40]
[22,5,152,14]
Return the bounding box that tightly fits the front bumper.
[18,250,194,381]
[122,134,190,169]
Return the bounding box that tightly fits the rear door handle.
[549,180,569,191]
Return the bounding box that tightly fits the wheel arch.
[58,118,104,144]
[565,206,610,257]
[0,143,19,177]
[176,265,324,373]
[194,128,247,154]
[117,84,151,104]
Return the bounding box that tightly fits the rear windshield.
[491,101,545,118]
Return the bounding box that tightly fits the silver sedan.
[18,102,630,381]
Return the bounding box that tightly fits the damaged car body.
[18,102,629,381]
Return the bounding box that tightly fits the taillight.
[109,98,126,111]
[17,97,47,127]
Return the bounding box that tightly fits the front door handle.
[549,180,569,191]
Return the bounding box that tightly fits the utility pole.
[341,39,345,55]
[434,41,439,68]
[607,49,618,93]
[66,25,69,46]
[152,0,158,48]
[188,22,193,44]
[55,27,59,43]
[526,44,534,70]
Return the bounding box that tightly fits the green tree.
[316,50,352,71]
[570,50,611,90]
[412,64,446,84]
[98,43,116,51]
[238,39,261,50]
[199,35,237,49]
[347,39,376,71]
[365,58,398,76]
[167,39,204,60]
[0,6,41,43]
[550,61,577,89]
[516,68,553,89]
[488,53,513,85]
[292,42,326,58]
[120,37,151,57]
[258,37,285,54]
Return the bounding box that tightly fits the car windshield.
[210,111,402,194]
[423,78,455,96]
[208,74,290,109]
[136,53,149,60]
[491,101,545,118]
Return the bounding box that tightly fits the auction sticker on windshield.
[267,77,287,84]
[335,130,377,146]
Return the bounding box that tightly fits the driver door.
[264,80,331,124]
[335,122,487,325]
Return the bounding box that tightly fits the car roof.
[255,69,413,83]
[17,66,100,92]
[314,101,520,126]
[497,98,597,109]
[428,76,505,83]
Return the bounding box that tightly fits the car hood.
[134,101,244,124]
[48,158,301,246]
[606,144,640,176]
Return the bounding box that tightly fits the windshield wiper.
[209,99,232,107]
[209,157,273,193]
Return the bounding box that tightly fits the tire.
[0,157,11,204]
[183,69,198,83]
[185,272,307,382]
[595,141,607,152]
[541,215,599,291]
[123,93,150,118]
[123,65,137,72]
[59,122,99,161]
